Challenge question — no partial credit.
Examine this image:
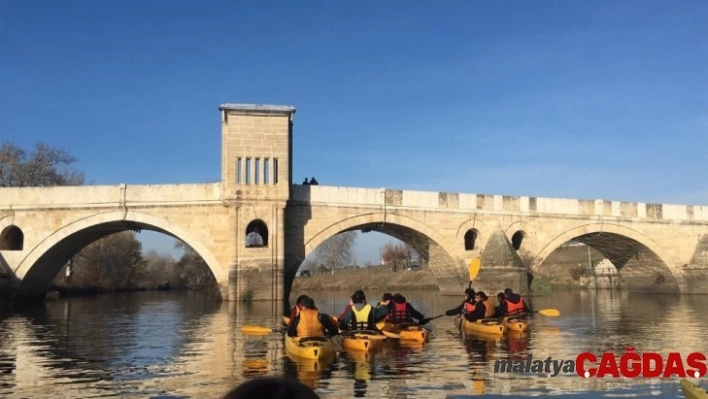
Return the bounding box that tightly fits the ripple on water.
[1,290,707,398]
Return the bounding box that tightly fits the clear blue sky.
[2,1,707,263]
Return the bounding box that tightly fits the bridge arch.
[530,222,683,292]
[305,212,452,257]
[294,212,462,292]
[14,210,226,299]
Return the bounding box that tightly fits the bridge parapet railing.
[290,185,708,222]
[0,183,222,209]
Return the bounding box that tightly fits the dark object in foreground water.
[223,377,320,399]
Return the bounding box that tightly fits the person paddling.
[499,288,530,317]
[287,297,339,337]
[388,293,425,324]
[468,291,495,321]
[444,288,476,318]
[339,289,389,331]
[376,293,394,321]
[494,292,506,318]
[289,294,311,320]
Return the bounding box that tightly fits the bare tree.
[174,241,217,290]
[314,231,357,276]
[56,231,144,291]
[0,141,85,187]
[380,242,414,272]
[142,250,178,289]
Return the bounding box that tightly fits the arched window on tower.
[245,219,269,248]
[464,229,478,251]
[0,225,24,250]
[511,231,525,250]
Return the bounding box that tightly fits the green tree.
[0,141,85,187]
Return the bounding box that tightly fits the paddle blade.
[469,258,481,280]
[537,308,560,317]
[241,325,274,334]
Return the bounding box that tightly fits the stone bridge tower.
[219,104,295,301]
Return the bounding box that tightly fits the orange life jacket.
[296,308,324,337]
[464,301,476,314]
[504,298,526,315]
[481,298,495,318]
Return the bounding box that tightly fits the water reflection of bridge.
[2,291,707,396]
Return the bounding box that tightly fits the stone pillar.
[473,230,529,296]
[273,205,285,304]
[227,205,239,301]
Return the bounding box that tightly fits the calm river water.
[1,289,707,398]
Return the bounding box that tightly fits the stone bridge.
[2,104,708,303]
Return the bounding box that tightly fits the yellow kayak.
[283,315,341,330]
[341,331,386,352]
[465,330,504,343]
[681,379,708,399]
[457,317,506,335]
[377,321,428,343]
[503,316,529,333]
[284,335,336,360]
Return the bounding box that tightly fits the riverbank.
[291,266,438,292]
[293,245,602,294]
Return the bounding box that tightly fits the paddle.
[418,314,444,325]
[531,308,560,317]
[495,308,561,322]
[242,325,286,335]
[421,259,482,326]
[468,257,481,289]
